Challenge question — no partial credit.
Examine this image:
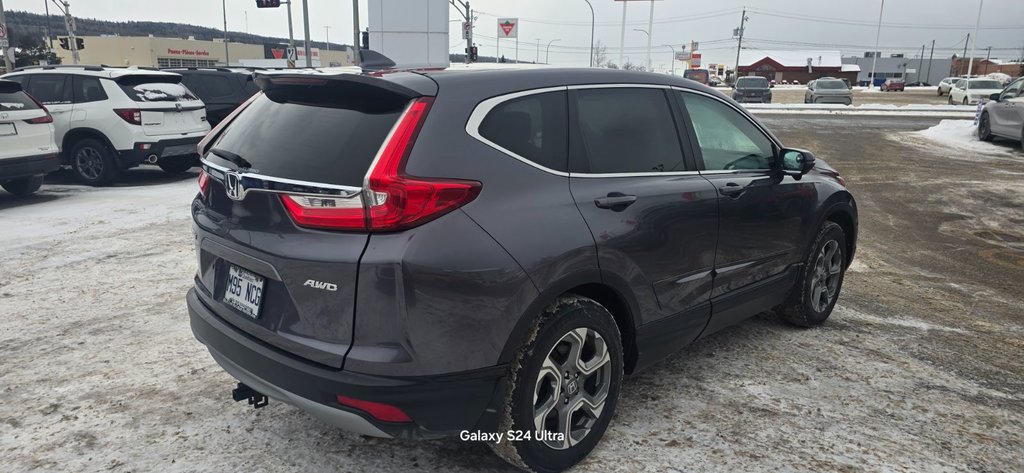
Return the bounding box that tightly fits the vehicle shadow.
[0,167,199,211]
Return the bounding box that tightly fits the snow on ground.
[906,119,1020,160]
[745,103,975,118]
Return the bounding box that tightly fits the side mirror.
[989,92,1001,101]
[780,148,816,177]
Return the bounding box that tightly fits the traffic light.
[469,46,478,62]
[255,0,281,7]
[75,37,85,50]
[361,31,369,50]
[59,37,69,50]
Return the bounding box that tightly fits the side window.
[573,88,685,174]
[678,92,774,171]
[478,91,568,172]
[1001,79,1022,99]
[25,74,71,105]
[73,76,109,104]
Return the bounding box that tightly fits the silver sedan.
[805,79,853,105]
[979,77,1024,147]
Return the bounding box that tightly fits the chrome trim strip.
[465,86,570,177]
[572,170,701,178]
[566,83,670,90]
[200,157,364,201]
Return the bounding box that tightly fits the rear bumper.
[187,288,507,439]
[118,135,204,169]
[0,153,61,181]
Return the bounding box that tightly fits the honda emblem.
[224,171,243,200]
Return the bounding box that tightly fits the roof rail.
[14,64,106,72]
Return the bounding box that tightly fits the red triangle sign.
[500,20,515,36]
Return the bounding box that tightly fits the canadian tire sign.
[497,18,518,38]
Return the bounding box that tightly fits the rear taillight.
[280,97,481,232]
[198,169,210,196]
[24,113,53,124]
[114,108,142,125]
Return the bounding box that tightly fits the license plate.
[0,123,16,136]
[223,265,265,319]
[162,144,195,157]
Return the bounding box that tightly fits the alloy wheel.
[809,240,843,312]
[75,147,104,181]
[533,327,612,450]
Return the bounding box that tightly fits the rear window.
[118,76,200,102]
[0,90,40,111]
[736,77,768,88]
[816,80,847,90]
[968,80,1001,89]
[209,94,404,187]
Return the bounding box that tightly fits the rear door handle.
[594,193,637,210]
[719,182,746,197]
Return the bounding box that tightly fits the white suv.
[1,65,211,186]
[0,79,60,196]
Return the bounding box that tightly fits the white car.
[0,79,60,196]
[1,66,211,186]
[948,78,1005,106]
[937,77,959,96]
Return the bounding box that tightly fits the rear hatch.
[193,72,444,368]
[0,82,56,160]
[116,74,209,136]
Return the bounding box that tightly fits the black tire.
[1,175,44,196]
[491,296,623,473]
[70,138,119,186]
[776,221,847,328]
[963,97,969,105]
[937,87,942,96]
[978,112,994,142]
[157,157,195,174]
[948,95,954,105]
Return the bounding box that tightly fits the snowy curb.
[744,103,976,118]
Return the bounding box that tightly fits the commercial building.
[951,57,1024,78]
[52,35,354,68]
[842,53,954,86]
[736,50,858,84]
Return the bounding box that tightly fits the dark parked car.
[165,68,259,126]
[732,76,773,103]
[187,68,858,472]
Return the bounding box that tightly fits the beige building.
[54,35,354,68]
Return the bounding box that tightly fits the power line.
[473,8,741,27]
[747,8,1024,30]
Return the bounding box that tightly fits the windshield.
[967,80,1001,89]
[736,77,768,88]
[816,80,847,90]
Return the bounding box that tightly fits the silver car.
[937,77,959,96]
[979,77,1024,147]
[805,78,853,105]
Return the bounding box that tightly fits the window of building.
[157,58,218,68]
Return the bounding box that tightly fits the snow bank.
[908,120,1018,158]
[744,103,976,117]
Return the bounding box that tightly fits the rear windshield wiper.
[210,147,253,170]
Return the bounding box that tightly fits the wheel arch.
[61,128,116,164]
[822,202,858,268]
[497,269,642,375]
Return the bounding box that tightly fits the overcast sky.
[6,0,1024,71]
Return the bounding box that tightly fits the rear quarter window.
[478,91,568,172]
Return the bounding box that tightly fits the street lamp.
[662,44,676,75]
[545,39,562,64]
[582,0,595,67]
[633,28,651,71]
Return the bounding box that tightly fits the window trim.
[672,87,782,173]
[466,83,709,178]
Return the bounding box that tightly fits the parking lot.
[0,113,1022,472]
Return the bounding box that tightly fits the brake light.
[336,395,412,423]
[114,108,142,125]
[279,97,481,232]
[198,169,210,196]
[22,94,53,124]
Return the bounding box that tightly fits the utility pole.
[451,0,473,64]
[917,44,925,83]
[965,0,983,85]
[222,0,229,66]
[633,29,650,70]
[285,0,295,68]
[0,0,12,72]
[535,38,540,63]
[302,0,312,67]
[351,0,359,66]
[663,44,676,75]
[645,0,654,73]
[43,0,54,54]
[962,33,969,75]
[545,38,560,64]
[926,39,935,84]
[868,0,885,89]
[618,0,627,67]
[733,8,748,83]
[583,0,594,67]
[324,25,331,51]
[48,0,78,65]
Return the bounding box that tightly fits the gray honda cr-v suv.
[187,67,857,472]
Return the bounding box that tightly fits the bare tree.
[592,41,609,68]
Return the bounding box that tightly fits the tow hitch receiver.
[231,382,268,409]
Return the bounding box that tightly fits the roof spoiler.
[254,72,423,112]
